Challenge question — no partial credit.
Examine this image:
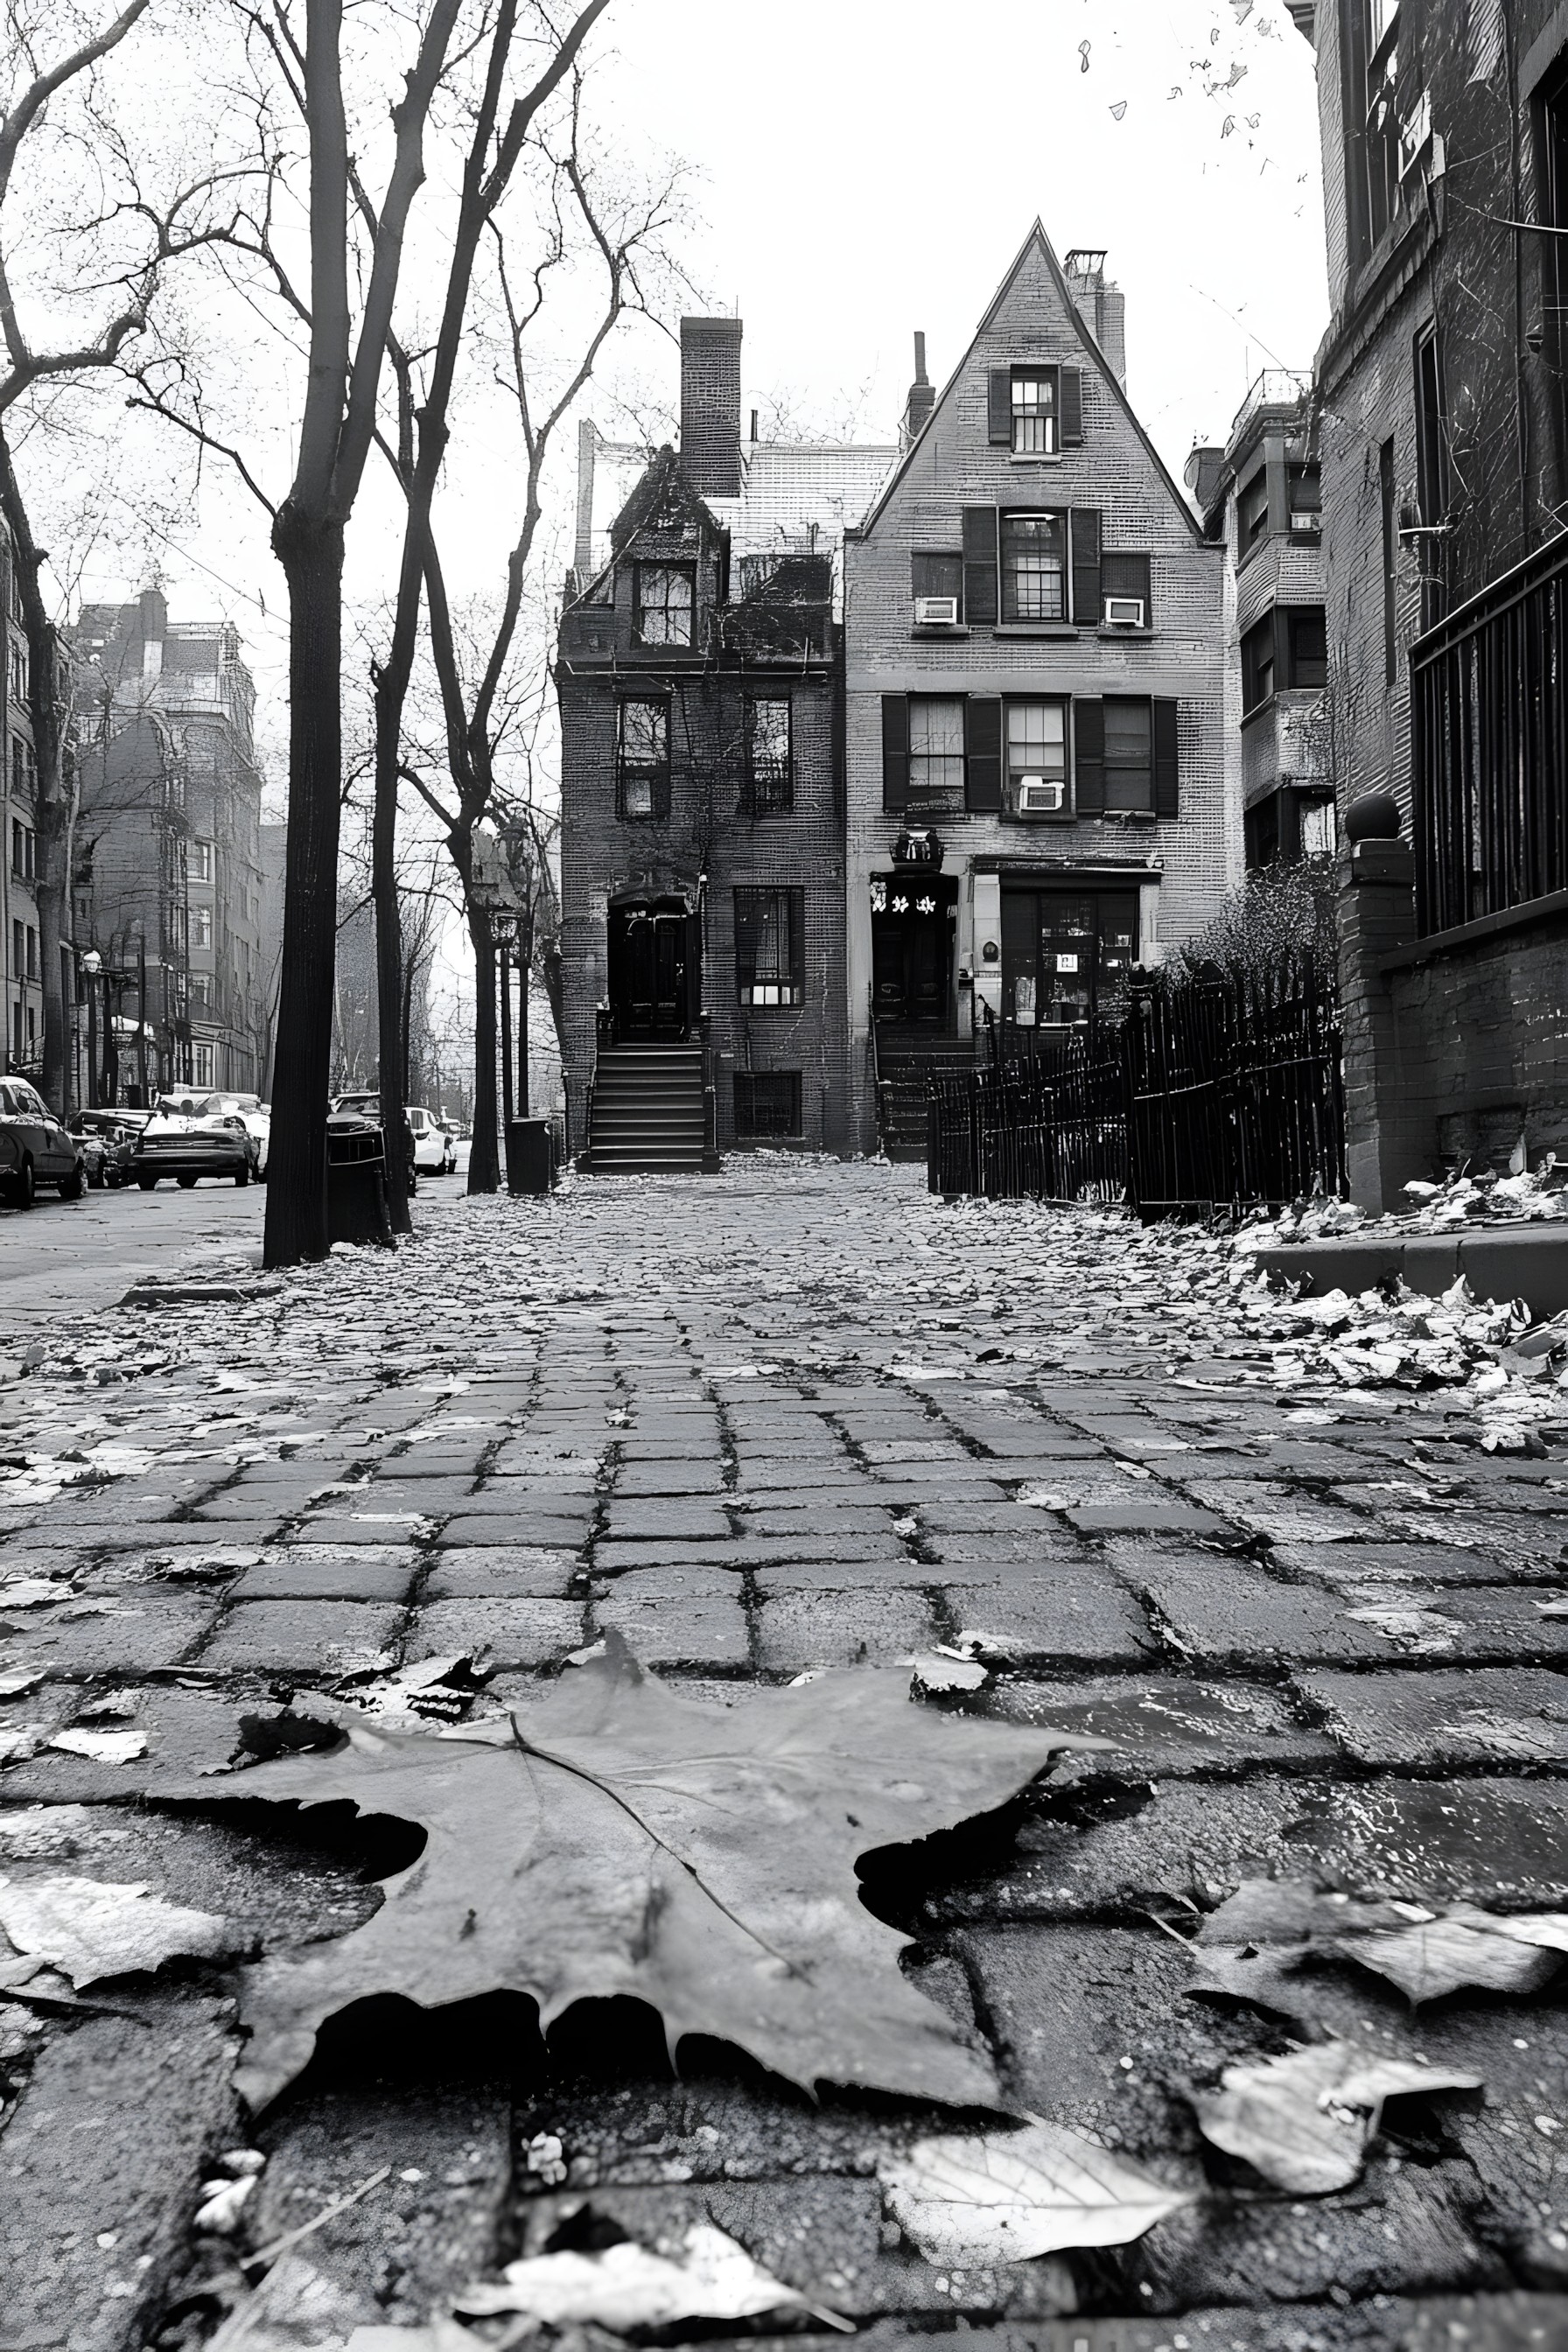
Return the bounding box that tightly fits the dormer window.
[634,564,695,648]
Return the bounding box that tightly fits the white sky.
[58,0,1329,998]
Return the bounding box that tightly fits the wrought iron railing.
[1411,528,1568,935]
[930,973,1345,1220]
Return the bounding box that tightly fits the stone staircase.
[875,1032,976,1163]
[586,1045,707,1173]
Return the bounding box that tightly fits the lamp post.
[80,950,102,1110]
[492,906,519,1186]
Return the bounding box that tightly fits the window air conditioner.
[914,595,961,626]
[1102,596,1145,629]
[1016,777,1066,815]
[1291,510,1320,532]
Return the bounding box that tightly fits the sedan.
[131,1101,257,1189]
[0,1079,84,1206]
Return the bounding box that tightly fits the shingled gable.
[609,444,722,556]
[855,220,1204,543]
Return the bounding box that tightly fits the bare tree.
[402,134,686,1193]
[0,0,256,1112]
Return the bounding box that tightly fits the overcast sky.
[66,0,1329,837]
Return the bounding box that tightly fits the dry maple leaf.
[188,1636,1104,2111]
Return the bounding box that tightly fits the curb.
[1250,1222,1568,1320]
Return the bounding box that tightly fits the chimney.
[902,332,935,451]
[1064,250,1128,391]
[574,417,597,574]
[679,317,744,499]
[138,584,166,682]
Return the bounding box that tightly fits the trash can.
[326,1113,392,1245]
[507,1116,555,1195]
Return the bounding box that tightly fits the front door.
[872,874,957,1026]
[608,900,694,1040]
[1000,887,1138,1026]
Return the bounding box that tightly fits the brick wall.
[843,228,1233,1150]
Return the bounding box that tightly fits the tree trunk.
[264,504,346,1266]
[372,652,412,1237]
[467,895,500,1194]
[500,939,514,1158]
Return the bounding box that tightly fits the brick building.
[1189,372,1332,870]
[1298,1,1568,1200]
[69,591,267,1103]
[0,526,49,1082]
[556,320,893,1167]
[842,228,1235,1155]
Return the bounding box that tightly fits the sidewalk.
[0,1158,1564,2349]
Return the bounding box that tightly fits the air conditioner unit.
[914,595,961,626]
[1016,777,1067,815]
[1102,596,1145,628]
[1290,510,1320,532]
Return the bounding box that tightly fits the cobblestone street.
[0,1160,1565,2348]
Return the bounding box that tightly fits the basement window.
[733,1071,802,1138]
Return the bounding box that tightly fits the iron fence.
[928,974,1345,1219]
[1411,528,1568,935]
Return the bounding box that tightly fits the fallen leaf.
[182,1634,1103,2111]
[907,1650,990,1693]
[878,2120,1193,2262]
[48,1727,148,1763]
[1194,2040,1480,2193]
[0,1872,236,1986]
[1194,1879,1568,2006]
[455,2220,830,2330]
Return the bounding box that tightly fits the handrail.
[698,1008,719,1170]
[867,985,892,1157]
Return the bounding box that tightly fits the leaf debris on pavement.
[878,2118,1194,2263]
[0,1872,237,1987]
[1193,2040,1482,2193]
[455,2217,841,2331]
[187,1633,1106,2112]
[1192,1877,1568,2007]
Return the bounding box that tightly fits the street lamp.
[80,951,103,1110]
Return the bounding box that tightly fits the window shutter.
[1153,700,1180,817]
[1070,510,1102,628]
[881,695,910,813]
[1060,368,1084,447]
[962,507,998,626]
[964,696,1003,812]
[988,368,1013,444]
[788,887,806,1000]
[1074,697,1105,814]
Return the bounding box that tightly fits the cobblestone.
[3,1161,1567,2345]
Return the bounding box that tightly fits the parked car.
[329,1092,449,1177]
[0,1079,84,1206]
[69,1110,139,1188]
[132,1096,258,1189]
[203,1092,270,1176]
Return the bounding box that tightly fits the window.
[1363,1,1402,252]
[1011,369,1058,457]
[8,640,24,704]
[618,698,669,820]
[911,551,964,618]
[907,698,967,813]
[1380,437,1398,685]
[1540,66,1568,453]
[734,886,803,1007]
[1287,608,1328,690]
[193,838,214,883]
[634,564,695,647]
[10,821,31,879]
[1242,615,1277,713]
[733,1071,802,1138]
[191,974,212,1009]
[1288,463,1321,530]
[8,738,20,798]
[24,925,37,980]
[194,906,213,950]
[192,1043,215,1088]
[1300,798,1337,857]
[1000,512,1067,623]
[1237,469,1270,553]
[1102,699,1154,811]
[10,920,21,982]
[745,697,792,816]
[1005,699,1068,814]
[1102,551,1152,626]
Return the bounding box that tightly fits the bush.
[1166,858,1338,994]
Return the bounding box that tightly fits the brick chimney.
[902,332,935,450]
[138,584,166,682]
[1064,251,1127,391]
[679,317,743,499]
